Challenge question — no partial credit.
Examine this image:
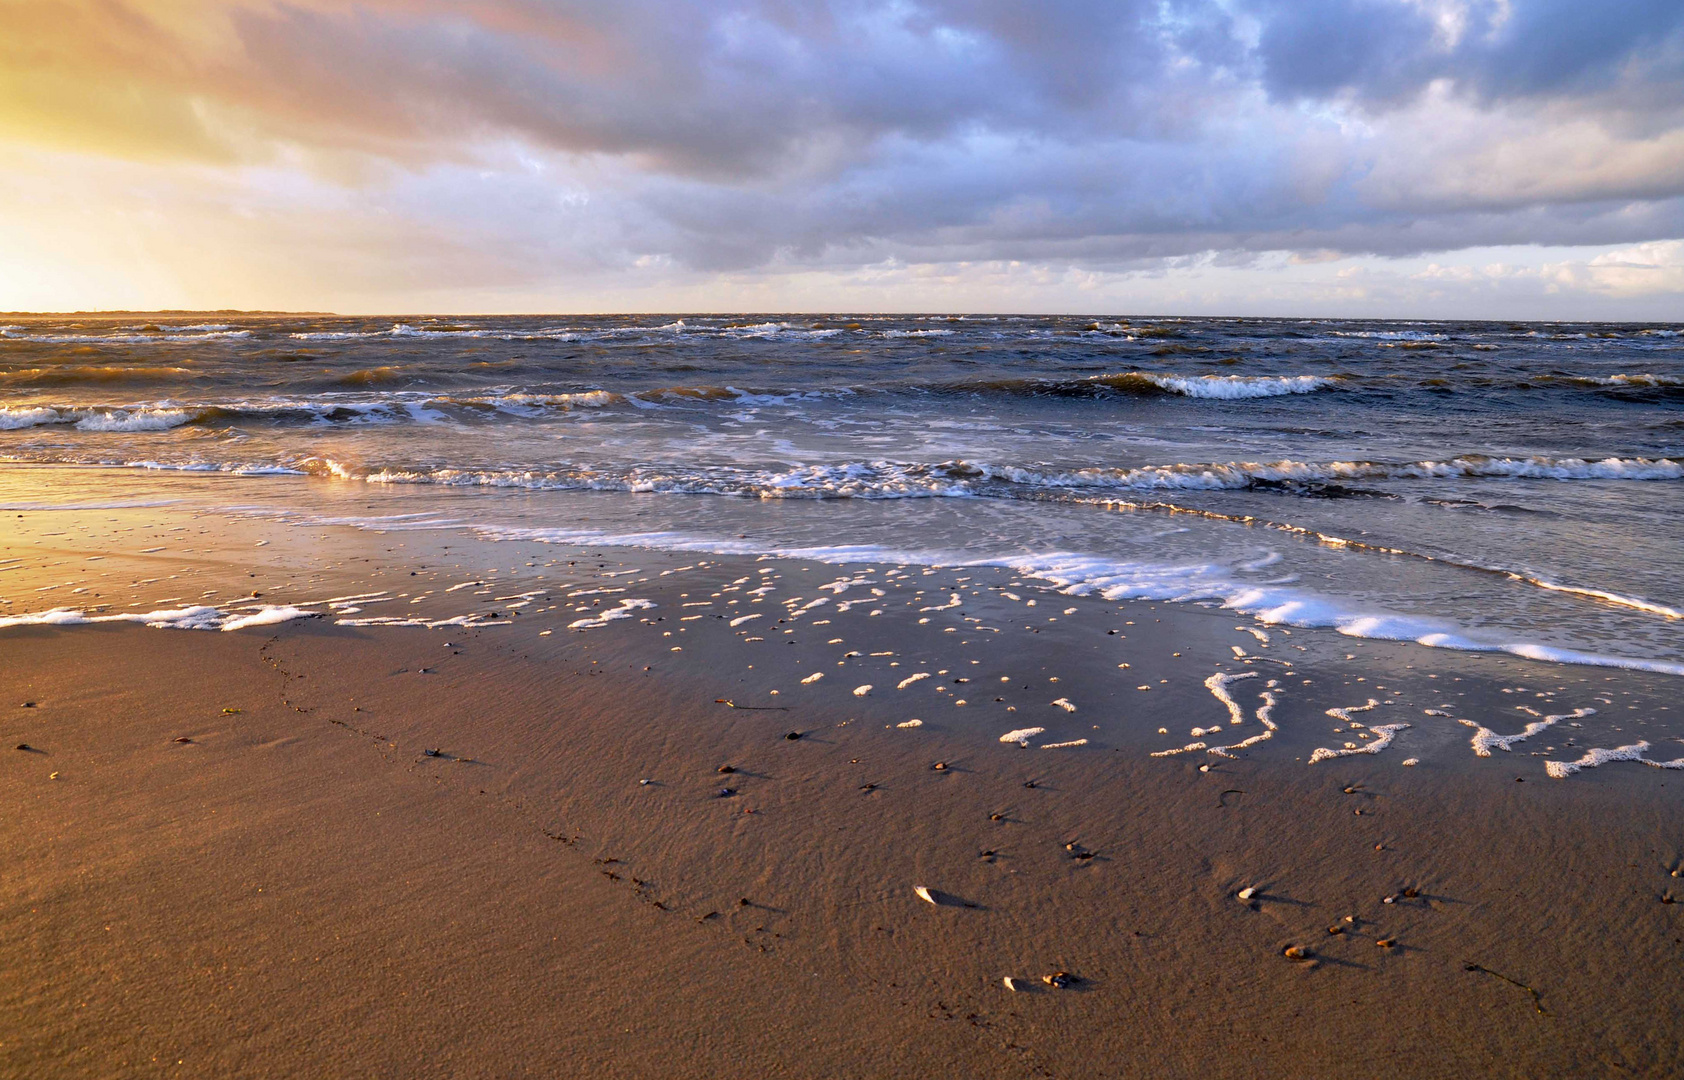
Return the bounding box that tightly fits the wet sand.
[4,498,1684,1077]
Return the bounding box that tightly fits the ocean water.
[2,313,1680,673]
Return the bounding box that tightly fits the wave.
[1331,329,1449,341]
[252,453,1682,505]
[0,405,197,431]
[0,365,196,386]
[425,524,1684,677]
[1554,373,1684,395]
[1132,373,1334,398]
[999,454,1684,490]
[0,396,489,431]
[462,390,620,410]
[292,323,585,343]
[0,387,813,429]
[0,604,318,632]
[937,371,1341,400]
[285,321,934,343]
[0,329,251,344]
[8,368,1678,407]
[337,366,409,386]
[1586,373,1684,387]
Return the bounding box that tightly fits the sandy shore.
[4,490,1684,1077]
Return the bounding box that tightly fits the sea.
[1,313,1680,676]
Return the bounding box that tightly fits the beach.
[10,0,1684,1070]
[5,485,1683,1077]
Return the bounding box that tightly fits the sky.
[2,0,1683,317]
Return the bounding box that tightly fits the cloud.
[1253,0,1684,105]
[1,1,1682,308]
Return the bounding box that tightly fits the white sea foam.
[0,604,318,632]
[1459,707,1595,756]
[1309,721,1409,764]
[1585,373,1683,388]
[467,390,617,410]
[897,672,930,689]
[1,405,198,431]
[568,597,656,629]
[1325,699,1379,725]
[1203,679,1281,758]
[1332,329,1448,341]
[0,407,62,430]
[1015,453,1684,493]
[1544,742,1684,779]
[74,408,195,432]
[221,605,320,631]
[334,613,507,629]
[1000,727,1046,747]
[1140,374,1334,399]
[1204,671,1257,725]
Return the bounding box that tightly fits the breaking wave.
[268,453,1683,500]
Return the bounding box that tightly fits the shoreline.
[6,616,1683,1077]
[4,481,1684,1076]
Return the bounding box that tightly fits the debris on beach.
[914,885,938,904]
